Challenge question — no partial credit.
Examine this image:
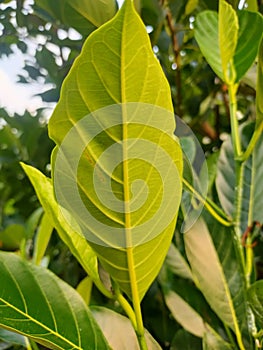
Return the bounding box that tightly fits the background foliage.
[0,0,263,349]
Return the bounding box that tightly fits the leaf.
[0,251,110,350]
[76,277,93,306]
[35,0,117,36]
[91,306,162,350]
[32,212,53,265]
[171,329,202,350]
[256,37,263,130]
[202,327,233,350]
[165,243,193,281]
[184,219,242,336]
[0,328,27,347]
[248,280,263,325]
[164,291,205,337]
[194,8,263,83]
[49,0,182,301]
[0,224,26,251]
[216,122,263,233]
[21,163,112,298]
[219,0,239,83]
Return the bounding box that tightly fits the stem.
[182,178,232,226]
[229,84,242,159]
[228,83,247,350]
[165,7,183,116]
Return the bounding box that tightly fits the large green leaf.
[0,251,110,350]
[184,219,246,345]
[194,7,263,83]
[91,306,161,349]
[21,163,111,299]
[35,0,118,36]
[49,0,182,301]
[216,122,263,233]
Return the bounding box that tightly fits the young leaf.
[194,8,263,83]
[49,0,182,302]
[0,251,110,350]
[219,0,239,84]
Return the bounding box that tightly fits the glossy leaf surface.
[0,251,110,350]
[194,8,263,82]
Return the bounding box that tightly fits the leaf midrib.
[0,298,82,350]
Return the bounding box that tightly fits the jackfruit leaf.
[35,0,118,36]
[216,123,263,233]
[0,251,110,350]
[49,0,182,301]
[21,163,111,299]
[194,7,263,83]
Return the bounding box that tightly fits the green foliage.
[0,251,110,349]
[0,0,263,349]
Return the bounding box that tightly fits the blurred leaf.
[165,243,193,280]
[164,290,205,337]
[0,224,26,251]
[184,219,243,337]
[185,0,198,16]
[202,327,233,349]
[248,280,263,325]
[32,212,53,265]
[0,329,26,347]
[76,276,93,306]
[256,37,263,130]
[216,122,263,232]
[194,9,263,83]
[245,0,258,11]
[170,329,202,350]
[91,306,162,350]
[0,251,110,350]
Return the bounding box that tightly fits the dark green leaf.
[0,251,110,350]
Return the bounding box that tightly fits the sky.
[0,0,124,116]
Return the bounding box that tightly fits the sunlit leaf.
[21,163,111,298]
[219,0,239,83]
[49,0,183,301]
[194,8,263,83]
